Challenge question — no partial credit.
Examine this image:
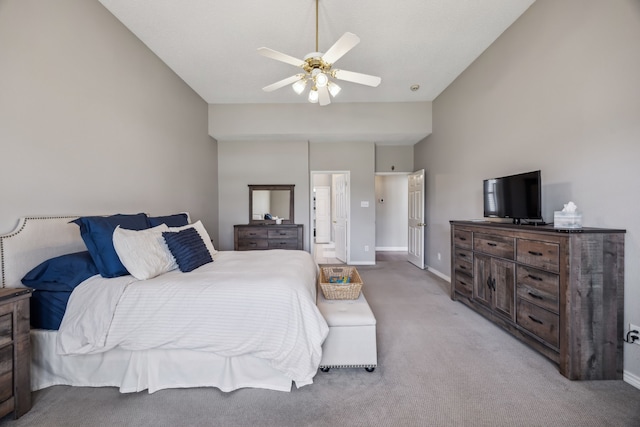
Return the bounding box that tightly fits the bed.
[0,215,328,393]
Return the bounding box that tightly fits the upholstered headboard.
[0,216,85,288]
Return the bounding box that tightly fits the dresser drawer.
[517,266,559,314]
[237,228,268,239]
[0,314,12,347]
[474,233,515,259]
[454,272,473,298]
[268,239,299,250]
[517,239,559,272]
[268,228,298,239]
[453,229,472,249]
[517,298,559,348]
[454,248,473,277]
[237,239,268,250]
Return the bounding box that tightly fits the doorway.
[311,171,350,265]
[375,173,409,262]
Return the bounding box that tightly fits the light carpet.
[5,252,640,427]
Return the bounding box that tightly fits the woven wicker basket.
[319,266,363,300]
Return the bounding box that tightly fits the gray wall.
[310,142,376,265]
[414,0,640,383]
[217,140,310,251]
[0,0,218,242]
[375,145,414,173]
[375,174,408,250]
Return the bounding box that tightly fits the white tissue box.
[554,211,582,229]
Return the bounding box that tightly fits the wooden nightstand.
[0,288,32,419]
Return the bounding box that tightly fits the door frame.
[310,171,351,264]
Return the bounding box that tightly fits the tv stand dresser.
[450,220,625,380]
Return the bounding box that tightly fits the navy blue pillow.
[71,213,150,278]
[162,227,213,273]
[22,251,99,291]
[30,290,72,330]
[148,213,189,227]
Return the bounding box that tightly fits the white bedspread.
[57,250,329,387]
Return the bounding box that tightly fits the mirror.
[249,185,295,224]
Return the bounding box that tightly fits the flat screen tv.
[483,170,542,224]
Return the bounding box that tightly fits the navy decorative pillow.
[148,213,189,227]
[71,213,150,278]
[162,227,213,273]
[22,251,99,291]
[30,290,72,330]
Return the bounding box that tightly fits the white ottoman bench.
[317,289,377,372]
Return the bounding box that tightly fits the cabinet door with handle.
[492,258,516,321]
[474,254,492,308]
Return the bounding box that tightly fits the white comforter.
[57,250,329,387]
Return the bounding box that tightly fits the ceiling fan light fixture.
[328,81,341,97]
[308,87,319,103]
[292,78,307,95]
[315,72,329,88]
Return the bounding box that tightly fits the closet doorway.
[311,171,350,265]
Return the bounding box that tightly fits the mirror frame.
[248,184,295,225]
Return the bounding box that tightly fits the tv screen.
[483,170,542,223]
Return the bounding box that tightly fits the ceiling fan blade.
[262,74,305,92]
[257,47,306,68]
[333,69,382,87]
[318,86,331,106]
[321,32,360,65]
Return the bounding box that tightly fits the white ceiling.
[98,0,535,105]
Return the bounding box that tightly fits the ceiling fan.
[257,0,381,106]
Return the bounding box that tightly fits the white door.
[333,174,348,263]
[408,169,425,269]
[314,186,331,243]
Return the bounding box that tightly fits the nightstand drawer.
[0,345,13,403]
[0,314,12,347]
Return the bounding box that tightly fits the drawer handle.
[527,274,543,281]
[528,315,543,325]
[249,233,257,236]
[459,237,467,241]
[528,291,543,300]
[459,253,467,258]
[487,242,497,247]
[459,265,467,270]
[279,233,287,235]
[249,243,257,246]
[528,251,543,256]
[279,242,287,245]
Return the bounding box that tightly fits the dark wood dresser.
[234,224,303,251]
[450,220,625,380]
[0,288,32,419]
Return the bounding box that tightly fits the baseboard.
[623,370,640,390]
[375,247,408,252]
[349,261,376,266]
[426,266,451,283]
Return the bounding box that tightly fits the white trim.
[349,261,376,266]
[375,246,407,252]
[426,266,451,283]
[624,370,640,390]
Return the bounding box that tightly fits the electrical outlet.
[364,245,369,252]
[630,324,640,345]
[437,252,441,261]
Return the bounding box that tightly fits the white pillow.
[168,220,217,256]
[112,224,177,280]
